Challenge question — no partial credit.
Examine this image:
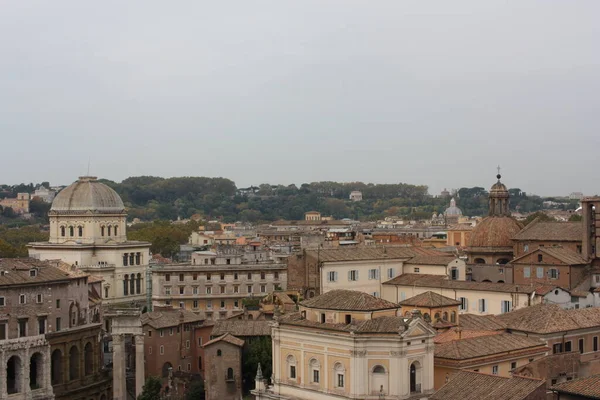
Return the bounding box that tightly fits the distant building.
[349,190,363,202]
[304,211,321,221]
[443,198,463,226]
[33,186,56,203]
[0,193,30,214]
[440,188,450,198]
[569,192,584,200]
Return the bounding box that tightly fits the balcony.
[79,263,116,271]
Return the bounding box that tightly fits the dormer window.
[29,269,37,278]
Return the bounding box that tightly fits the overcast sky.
[1,1,598,196]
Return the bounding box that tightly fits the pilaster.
[135,335,145,397]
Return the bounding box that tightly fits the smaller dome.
[51,176,125,214]
[444,198,463,216]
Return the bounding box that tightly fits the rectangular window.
[247,273,252,280]
[18,319,27,337]
[19,294,26,304]
[290,366,296,379]
[579,339,585,354]
[313,370,320,383]
[387,268,395,279]
[179,273,184,281]
[220,286,225,294]
[274,272,279,280]
[414,267,420,273]
[221,273,225,281]
[36,294,43,303]
[198,337,203,346]
[501,301,512,314]
[193,287,198,295]
[55,317,61,331]
[186,340,190,349]
[372,291,380,298]
[207,273,212,281]
[260,272,266,280]
[220,301,225,309]
[193,273,197,280]
[0,323,6,340]
[594,337,598,352]
[478,298,487,313]
[451,268,458,280]
[536,267,544,278]
[206,287,212,295]
[148,330,152,337]
[234,286,239,293]
[524,267,530,278]
[337,374,344,388]
[328,271,338,282]
[511,361,517,370]
[368,269,379,280]
[149,346,152,354]
[261,285,266,293]
[0,297,4,306]
[160,329,164,337]
[165,273,170,282]
[550,269,558,279]
[459,297,468,311]
[234,300,239,308]
[179,286,184,295]
[565,341,572,352]
[207,300,212,309]
[247,285,252,293]
[187,363,191,371]
[160,345,164,355]
[553,343,563,353]
[234,273,239,280]
[348,270,359,281]
[492,365,498,375]
[38,317,46,335]
[56,299,60,308]
[193,300,198,308]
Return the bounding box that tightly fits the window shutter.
[356,271,359,280]
[334,271,338,282]
[348,271,352,281]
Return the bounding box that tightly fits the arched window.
[69,226,74,237]
[434,312,441,321]
[227,368,234,380]
[497,258,510,265]
[162,362,173,378]
[217,349,222,357]
[51,350,63,384]
[371,365,387,395]
[474,258,486,264]
[114,225,118,236]
[136,273,142,294]
[286,355,297,380]
[7,355,23,394]
[423,313,431,322]
[334,362,345,389]
[130,274,135,295]
[69,303,79,328]
[123,276,129,296]
[450,311,456,323]
[443,312,448,321]
[84,342,94,376]
[107,225,112,236]
[60,226,66,237]
[410,361,422,394]
[101,226,105,237]
[309,358,320,384]
[69,346,80,380]
[29,353,43,390]
[78,226,83,237]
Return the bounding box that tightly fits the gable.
[402,319,437,339]
[511,249,569,266]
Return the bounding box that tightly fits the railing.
[78,263,116,270]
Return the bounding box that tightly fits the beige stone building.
[204,333,244,400]
[252,289,437,400]
[28,176,151,306]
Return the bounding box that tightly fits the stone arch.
[443,312,448,321]
[497,258,510,265]
[84,342,94,376]
[51,349,63,384]
[434,312,441,320]
[77,225,83,237]
[474,258,486,264]
[100,225,105,236]
[162,362,173,378]
[107,225,112,236]
[114,225,119,236]
[69,226,74,237]
[69,345,80,380]
[227,367,234,380]
[130,273,135,296]
[60,225,66,237]
[410,361,422,394]
[30,352,44,389]
[7,355,23,394]
[370,365,387,395]
[482,279,492,283]
[498,280,505,283]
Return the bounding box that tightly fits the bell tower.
[488,167,510,217]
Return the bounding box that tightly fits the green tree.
[185,379,205,400]
[569,214,583,222]
[242,337,272,393]
[138,376,162,400]
[523,211,556,226]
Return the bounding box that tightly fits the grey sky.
[1,1,598,196]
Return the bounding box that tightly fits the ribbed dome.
[468,216,523,248]
[444,198,463,216]
[50,176,124,214]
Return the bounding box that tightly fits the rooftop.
[304,246,444,262]
[496,303,600,334]
[513,220,583,242]
[300,289,399,311]
[405,255,457,266]
[399,291,461,308]
[430,371,545,400]
[140,309,203,329]
[434,333,547,360]
[211,320,272,337]
[511,246,588,265]
[203,333,245,348]
[551,373,600,399]
[0,258,76,286]
[458,314,507,331]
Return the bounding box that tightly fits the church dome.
[50,176,125,214]
[468,216,523,248]
[444,198,463,216]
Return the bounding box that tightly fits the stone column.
[112,334,127,400]
[0,349,7,400]
[24,346,31,397]
[135,335,145,397]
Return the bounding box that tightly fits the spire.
[256,363,263,380]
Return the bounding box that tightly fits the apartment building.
[151,255,287,321]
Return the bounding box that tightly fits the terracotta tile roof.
[300,289,399,311]
[211,320,272,337]
[406,255,456,265]
[431,371,546,400]
[497,303,600,334]
[468,216,523,248]
[513,221,583,242]
[141,309,203,329]
[551,373,600,398]
[434,333,547,360]
[278,312,427,335]
[458,314,507,331]
[0,258,75,286]
[384,273,540,294]
[434,328,503,344]
[447,224,474,231]
[203,333,244,348]
[399,291,461,307]
[511,246,588,265]
[304,246,443,262]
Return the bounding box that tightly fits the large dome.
[50,176,125,214]
[444,198,463,216]
[468,216,523,248]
